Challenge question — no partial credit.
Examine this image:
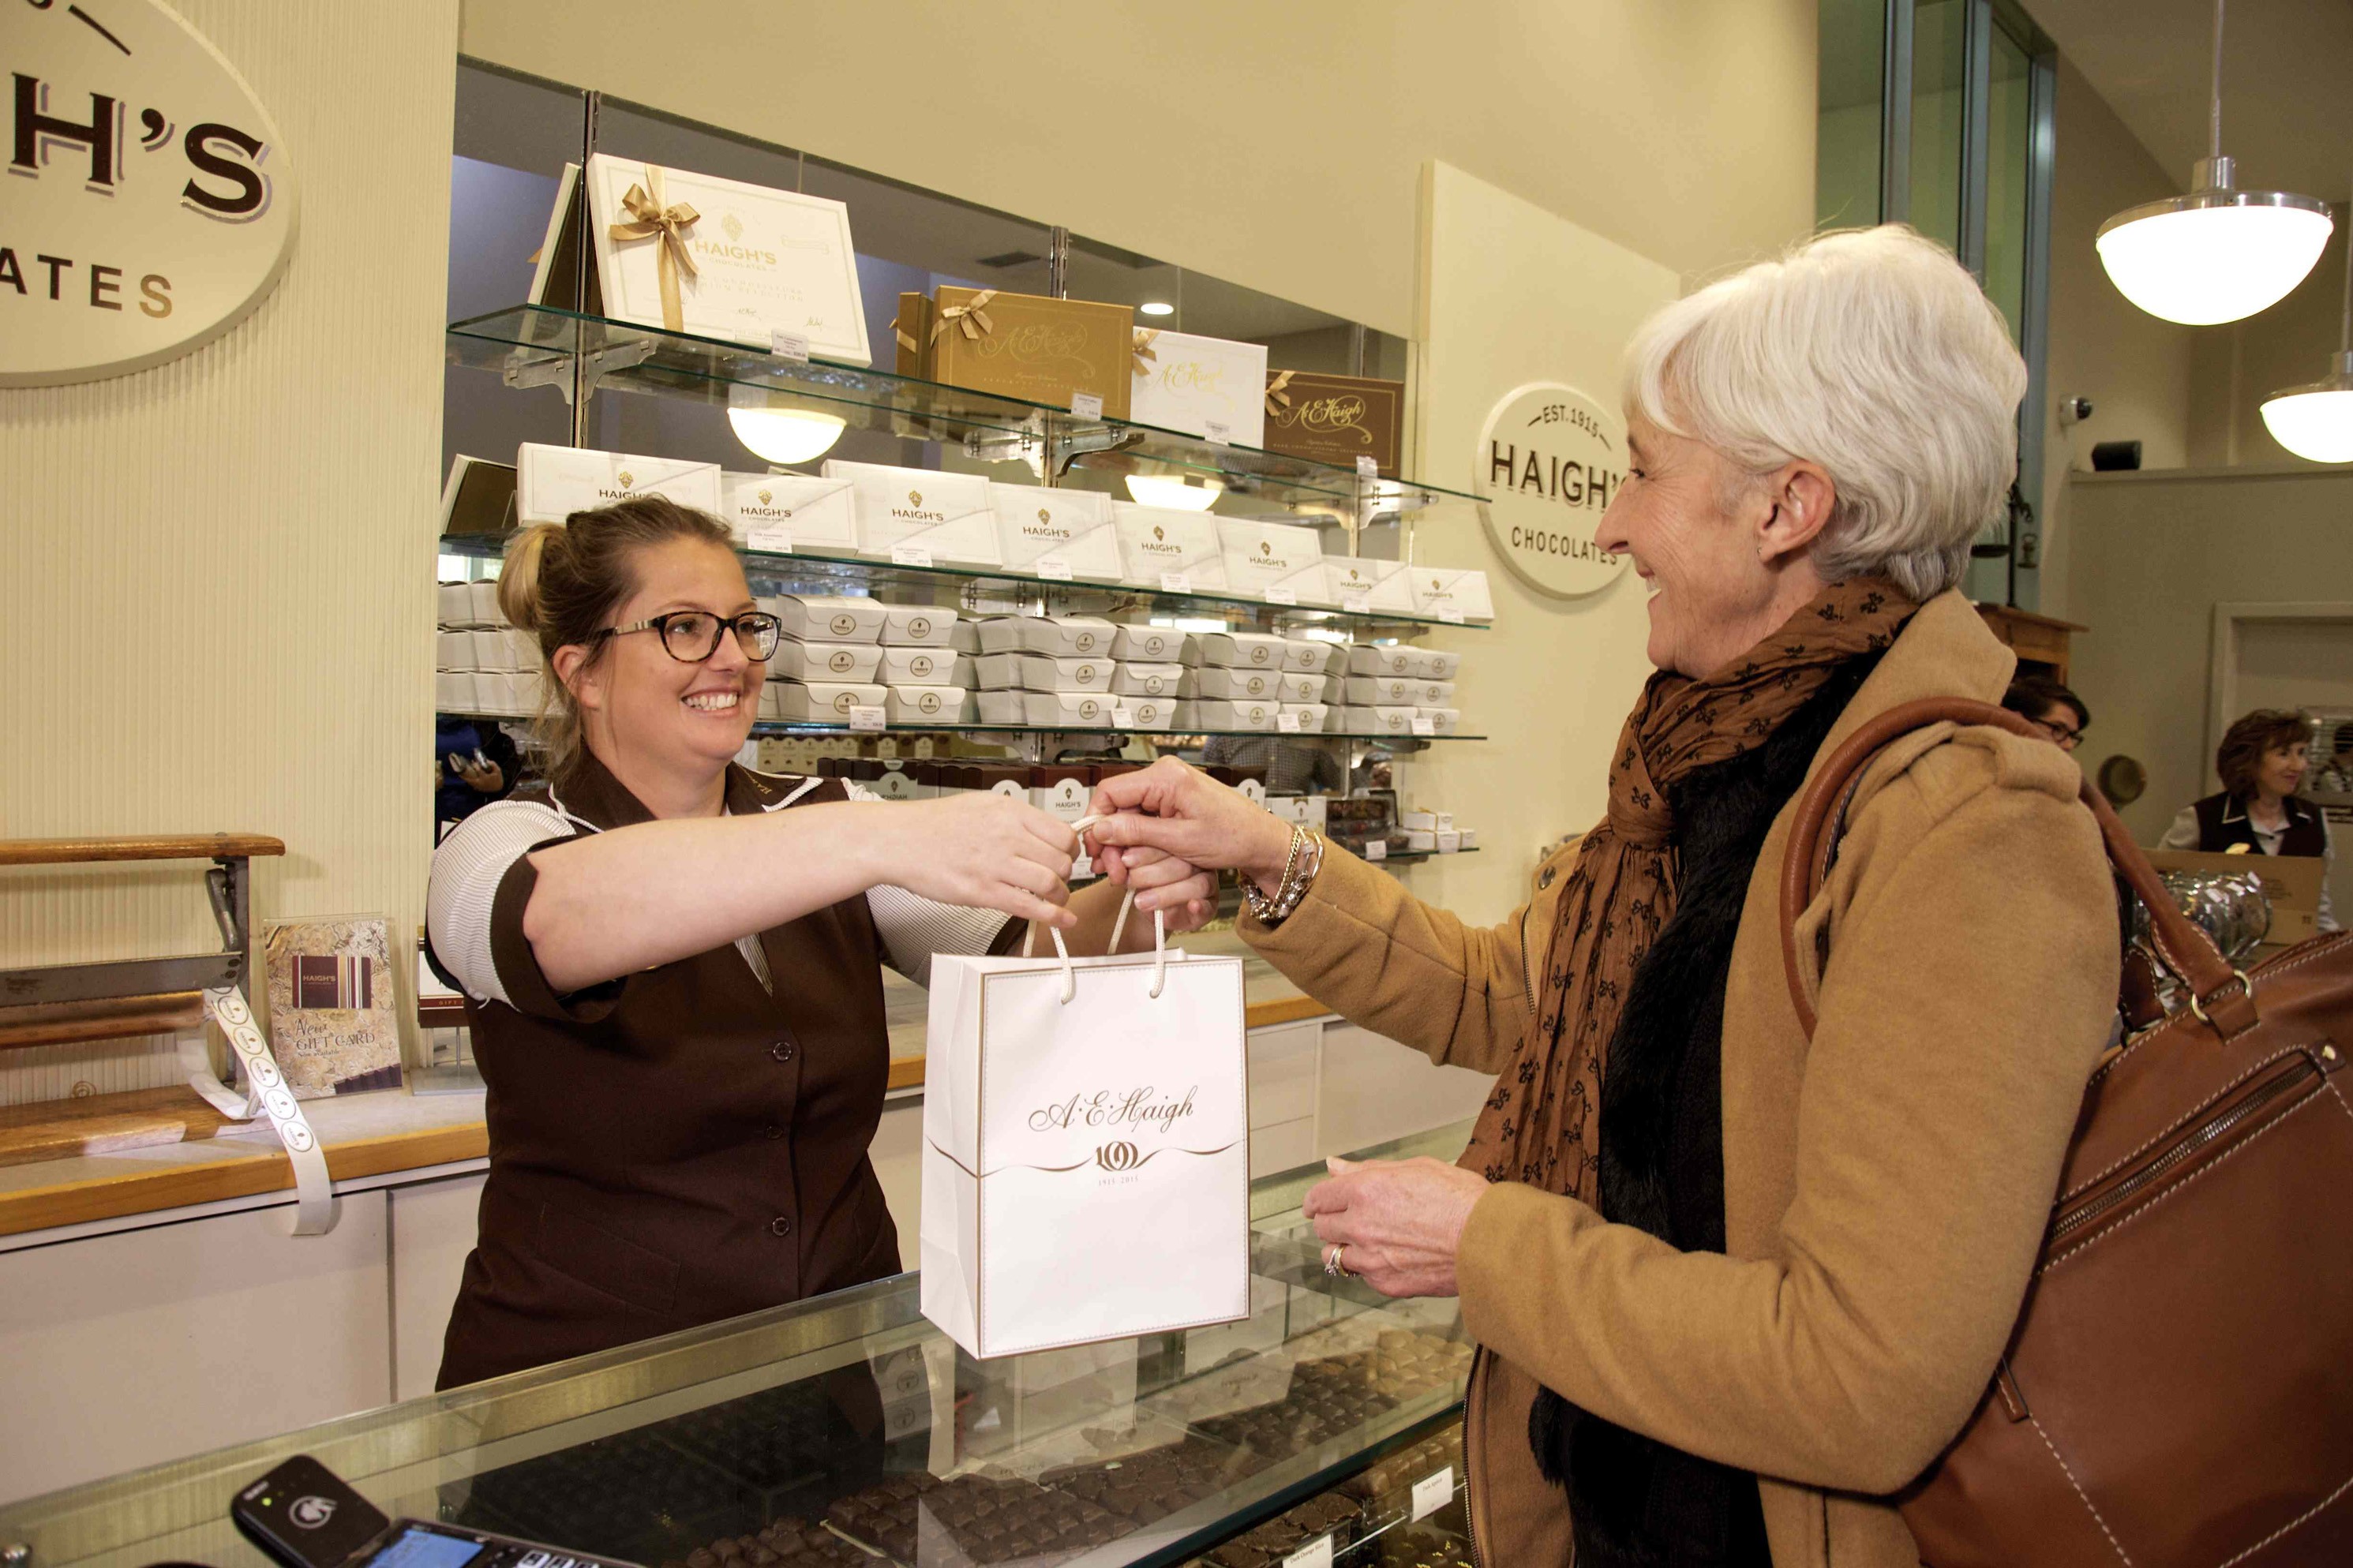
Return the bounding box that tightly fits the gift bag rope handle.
[1018,814,1167,1003]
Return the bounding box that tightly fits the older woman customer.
[1088,226,2119,1567]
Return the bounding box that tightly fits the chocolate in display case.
[0,1125,1479,1568]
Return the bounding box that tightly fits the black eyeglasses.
[2040,717,2085,750]
[594,610,781,664]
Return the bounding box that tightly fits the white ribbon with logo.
[920,821,1249,1358]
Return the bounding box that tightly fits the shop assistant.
[425,496,1212,1387]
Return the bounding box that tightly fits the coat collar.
[1813,589,2014,758]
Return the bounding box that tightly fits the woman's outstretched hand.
[862,791,1081,929]
[1084,758,1297,898]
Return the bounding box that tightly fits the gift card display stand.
[0,834,335,1234]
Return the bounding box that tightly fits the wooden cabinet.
[1975,604,2088,683]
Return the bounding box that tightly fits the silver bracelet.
[1245,827,1324,926]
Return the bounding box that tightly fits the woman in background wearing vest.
[2161,707,2339,933]
[425,497,1212,1389]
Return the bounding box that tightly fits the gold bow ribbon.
[933,289,998,344]
[1131,327,1160,376]
[1265,369,1296,417]
[609,165,700,332]
[893,316,920,355]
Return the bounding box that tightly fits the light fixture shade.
[2096,193,2333,325]
[725,387,847,465]
[1138,301,1175,317]
[2260,355,2353,462]
[1124,473,1223,511]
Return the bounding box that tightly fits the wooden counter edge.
[0,997,1333,1238]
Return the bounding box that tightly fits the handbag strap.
[1018,814,1167,1002]
[1778,697,2254,1041]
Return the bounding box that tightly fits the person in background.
[2161,709,2338,933]
[435,714,522,828]
[1204,733,1347,795]
[2001,673,2088,752]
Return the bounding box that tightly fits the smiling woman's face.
[1594,416,1785,679]
[568,537,764,780]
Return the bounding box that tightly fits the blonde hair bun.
[496,522,564,636]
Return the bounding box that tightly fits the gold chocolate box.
[1261,369,1405,477]
[894,287,1133,418]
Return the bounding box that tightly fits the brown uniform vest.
[2190,790,2329,859]
[437,758,905,1389]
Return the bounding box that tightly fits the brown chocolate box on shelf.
[894,287,1134,418]
[1261,369,1405,477]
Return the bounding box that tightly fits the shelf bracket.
[1048,421,1145,478]
[503,338,654,405]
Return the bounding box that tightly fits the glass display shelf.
[441,712,1486,745]
[436,533,1489,638]
[2,1123,1479,1568]
[444,305,1486,521]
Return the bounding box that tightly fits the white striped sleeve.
[836,780,1020,984]
[425,799,577,1005]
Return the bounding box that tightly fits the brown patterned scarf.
[1460,577,1917,1198]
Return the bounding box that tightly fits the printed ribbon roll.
[1131,328,1160,376]
[1265,369,1296,417]
[609,164,701,332]
[933,289,999,344]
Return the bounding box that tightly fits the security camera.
[2059,396,2093,425]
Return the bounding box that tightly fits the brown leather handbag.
[1780,697,2353,1568]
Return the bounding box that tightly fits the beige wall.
[2062,466,2353,845]
[0,4,458,1071]
[2186,210,2351,469]
[457,0,1818,335]
[2034,56,2195,619]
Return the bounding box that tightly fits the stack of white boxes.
[1337,644,1462,738]
[760,595,974,726]
[433,580,542,717]
[972,616,1122,728]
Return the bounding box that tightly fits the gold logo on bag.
[1096,1142,1141,1172]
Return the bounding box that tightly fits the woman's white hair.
[1623,224,2027,602]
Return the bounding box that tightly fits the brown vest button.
[764,1124,784,1140]
[770,1216,793,1237]
[770,1041,796,1062]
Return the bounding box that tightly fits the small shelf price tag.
[1069,391,1104,421]
[769,330,811,363]
[1341,593,1372,615]
[1355,455,1379,479]
[848,705,886,733]
[1412,716,1437,737]
[1438,608,1467,625]
[1034,556,1075,582]
[890,544,935,569]
[1265,586,1298,606]
[1282,1536,1333,1568]
[747,528,794,555]
[1160,571,1193,594]
[1111,705,1137,729]
[1276,710,1302,734]
[1203,418,1232,446]
[1411,1466,1457,1522]
[1363,840,1388,862]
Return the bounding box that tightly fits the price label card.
[1203,418,1232,446]
[1070,391,1105,421]
[1439,608,1467,625]
[891,544,935,569]
[1412,716,1437,736]
[1363,840,1387,863]
[1111,705,1137,729]
[1276,711,1302,734]
[1411,1466,1457,1522]
[747,528,794,555]
[1160,572,1193,595]
[1355,455,1379,479]
[769,330,811,363]
[848,705,886,733]
[1341,593,1371,615]
[1035,556,1075,582]
[1265,586,1298,606]
[1283,1536,1333,1568]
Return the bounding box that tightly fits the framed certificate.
[583,154,871,363]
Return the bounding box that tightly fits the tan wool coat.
[1242,591,2123,1566]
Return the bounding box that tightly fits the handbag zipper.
[2050,1054,2320,1242]
[1463,1345,1486,1568]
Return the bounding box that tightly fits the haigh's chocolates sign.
[1474,381,1629,599]
[3,0,298,387]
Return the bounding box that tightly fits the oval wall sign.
[1473,381,1630,599]
[2,0,298,387]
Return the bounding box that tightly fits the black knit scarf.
[1529,651,1886,1568]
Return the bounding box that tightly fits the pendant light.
[726,384,846,466]
[2095,0,2333,326]
[2259,204,2353,462]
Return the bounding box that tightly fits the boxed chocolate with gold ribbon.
[895,287,1133,417]
[1260,369,1406,477]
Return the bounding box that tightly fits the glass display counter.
[2,1125,1479,1568]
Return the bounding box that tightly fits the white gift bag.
[920,874,1250,1359]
